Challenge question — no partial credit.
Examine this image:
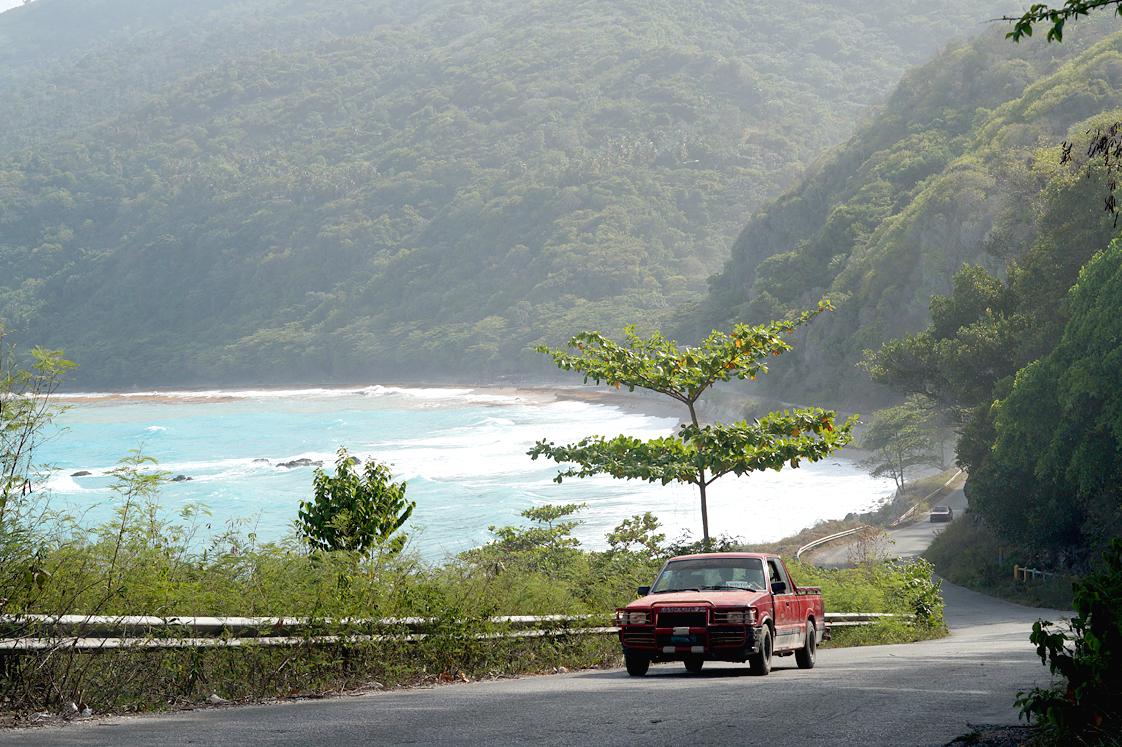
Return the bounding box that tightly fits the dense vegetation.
[701,15,1122,407]
[0,0,1016,386]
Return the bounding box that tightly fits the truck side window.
[767,559,792,593]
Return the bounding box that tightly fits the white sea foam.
[37,388,898,558]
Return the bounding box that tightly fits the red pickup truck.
[614,552,826,676]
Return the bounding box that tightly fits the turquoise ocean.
[37,386,894,559]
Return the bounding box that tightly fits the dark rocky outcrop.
[278,458,322,469]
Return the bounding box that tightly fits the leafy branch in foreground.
[1,325,75,524]
[1017,539,1122,745]
[529,304,856,544]
[1002,1,1122,43]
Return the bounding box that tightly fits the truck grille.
[622,630,656,648]
[709,629,746,647]
[656,612,707,628]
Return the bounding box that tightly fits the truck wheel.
[795,621,817,669]
[625,656,650,676]
[749,626,773,676]
[683,655,704,673]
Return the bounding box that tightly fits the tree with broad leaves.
[528,303,856,545]
[858,396,940,496]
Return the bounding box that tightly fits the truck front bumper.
[620,624,761,663]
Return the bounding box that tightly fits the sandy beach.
[53,383,695,423]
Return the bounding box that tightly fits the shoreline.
[52,382,693,423]
[51,383,869,456]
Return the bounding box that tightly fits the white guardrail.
[0,612,897,651]
[795,528,863,560]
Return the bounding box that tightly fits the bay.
[36,386,895,559]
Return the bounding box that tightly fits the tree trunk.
[699,473,709,546]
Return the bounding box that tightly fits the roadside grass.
[923,518,1075,611]
[787,558,947,646]
[2,628,620,722]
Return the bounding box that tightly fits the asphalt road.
[813,488,970,568]
[5,487,1063,747]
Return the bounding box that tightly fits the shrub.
[297,448,414,554]
[1017,539,1122,746]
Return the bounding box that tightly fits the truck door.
[767,557,798,650]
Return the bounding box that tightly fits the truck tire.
[748,625,773,676]
[625,656,650,676]
[683,655,704,673]
[795,621,817,669]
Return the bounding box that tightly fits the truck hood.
[625,589,768,609]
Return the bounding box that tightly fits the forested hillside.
[0,0,1014,387]
[701,14,1122,407]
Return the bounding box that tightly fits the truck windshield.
[650,557,766,593]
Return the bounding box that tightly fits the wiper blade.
[653,588,701,593]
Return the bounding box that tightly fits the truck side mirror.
[637,586,650,596]
[772,581,787,594]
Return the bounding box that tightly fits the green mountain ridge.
[702,14,1122,408]
[0,0,1016,387]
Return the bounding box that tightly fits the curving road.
[813,489,970,568]
[4,488,1066,747]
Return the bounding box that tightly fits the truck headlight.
[713,608,756,625]
[615,611,650,625]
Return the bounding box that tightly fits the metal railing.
[0,611,896,651]
[795,527,864,560]
[1013,565,1063,582]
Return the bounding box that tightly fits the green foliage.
[605,512,665,558]
[0,325,73,618]
[537,304,828,410]
[704,21,1122,406]
[1016,539,1122,745]
[535,411,854,485]
[859,396,939,493]
[965,241,1122,563]
[297,447,414,555]
[924,515,1077,609]
[484,503,586,562]
[529,311,855,543]
[787,556,946,640]
[661,531,745,557]
[0,325,74,522]
[1005,1,1122,43]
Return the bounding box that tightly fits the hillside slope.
[0,0,1015,387]
[700,15,1122,408]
